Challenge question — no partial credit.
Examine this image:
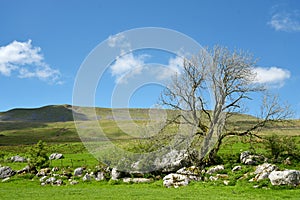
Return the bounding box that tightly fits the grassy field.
[0,106,300,199]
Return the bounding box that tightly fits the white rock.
[254,163,278,181]
[232,166,242,172]
[122,178,152,183]
[74,167,84,176]
[269,170,300,186]
[82,173,91,181]
[49,153,64,160]
[206,165,224,174]
[2,177,10,182]
[163,173,189,188]
[39,176,48,182]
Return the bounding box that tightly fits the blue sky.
[0,0,300,117]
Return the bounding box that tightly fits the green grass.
[0,179,299,200]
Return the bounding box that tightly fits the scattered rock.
[17,165,30,174]
[95,171,105,181]
[240,151,264,165]
[176,166,202,181]
[54,179,63,186]
[39,176,48,182]
[223,180,230,185]
[111,168,125,180]
[45,177,56,184]
[83,173,91,182]
[0,166,16,179]
[49,153,64,160]
[206,165,224,174]
[74,167,84,176]
[254,163,278,181]
[10,155,26,162]
[232,166,242,172]
[70,180,79,185]
[209,174,228,181]
[122,178,152,183]
[36,168,51,177]
[2,177,10,182]
[269,170,300,186]
[163,173,189,188]
[283,157,292,165]
[52,167,59,172]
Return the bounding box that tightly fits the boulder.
[54,179,63,186]
[269,170,300,186]
[95,171,105,181]
[49,153,64,160]
[0,166,16,179]
[70,180,79,185]
[163,173,189,188]
[254,163,278,181]
[176,166,202,181]
[206,165,224,174]
[10,155,26,162]
[154,150,191,173]
[39,176,48,182]
[232,166,242,172]
[74,167,84,176]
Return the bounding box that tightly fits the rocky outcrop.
[0,166,16,179]
[269,170,300,186]
[163,173,189,188]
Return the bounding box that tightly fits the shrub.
[27,140,49,171]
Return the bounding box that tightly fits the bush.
[27,140,49,171]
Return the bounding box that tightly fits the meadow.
[0,106,300,199]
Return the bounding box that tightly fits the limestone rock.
[10,155,26,162]
[240,151,264,165]
[176,166,202,181]
[232,166,242,172]
[163,173,189,188]
[49,153,64,160]
[36,168,51,177]
[17,165,30,174]
[269,170,300,186]
[254,163,278,181]
[83,173,91,181]
[122,178,152,183]
[206,165,224,174]
[0,166,16,179]
[74,167,84,176]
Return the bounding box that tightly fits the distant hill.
[0,105,77,122]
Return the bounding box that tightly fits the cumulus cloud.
[110,53,148,83]
[268,10,300,32]
[252,67,291,87]
[0,40,61,84]
[157,56,183,80]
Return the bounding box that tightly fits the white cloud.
[0,40,61,83]
[252,67,290,87]
[268,10,300,32]
[157,56,183,80]
[110,53,148,83]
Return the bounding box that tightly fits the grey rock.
[154,150,191,173]
[240,151,264,165]
[45,177,56,184]
[95,171,105,181]
[269,170,300,186]
[111,168,123,180]
[0,166,16,179]
[70,180,79,185]
[232,166,242,172]
[176,166,202,181]
[36,168,51,177]
[206,165,224,174]
[254,163,278,181]
[17,165,30,174]
[74,167,84,176]
[163,173,189,188]
[2,177,10,182]
[39,176,48,182]
[54,179,63,186]
[122,178,152,183]
[82,173,91,182]
[10,155,26,162]
[49,153,64,160]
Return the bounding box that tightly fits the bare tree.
[159,46,292,165]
